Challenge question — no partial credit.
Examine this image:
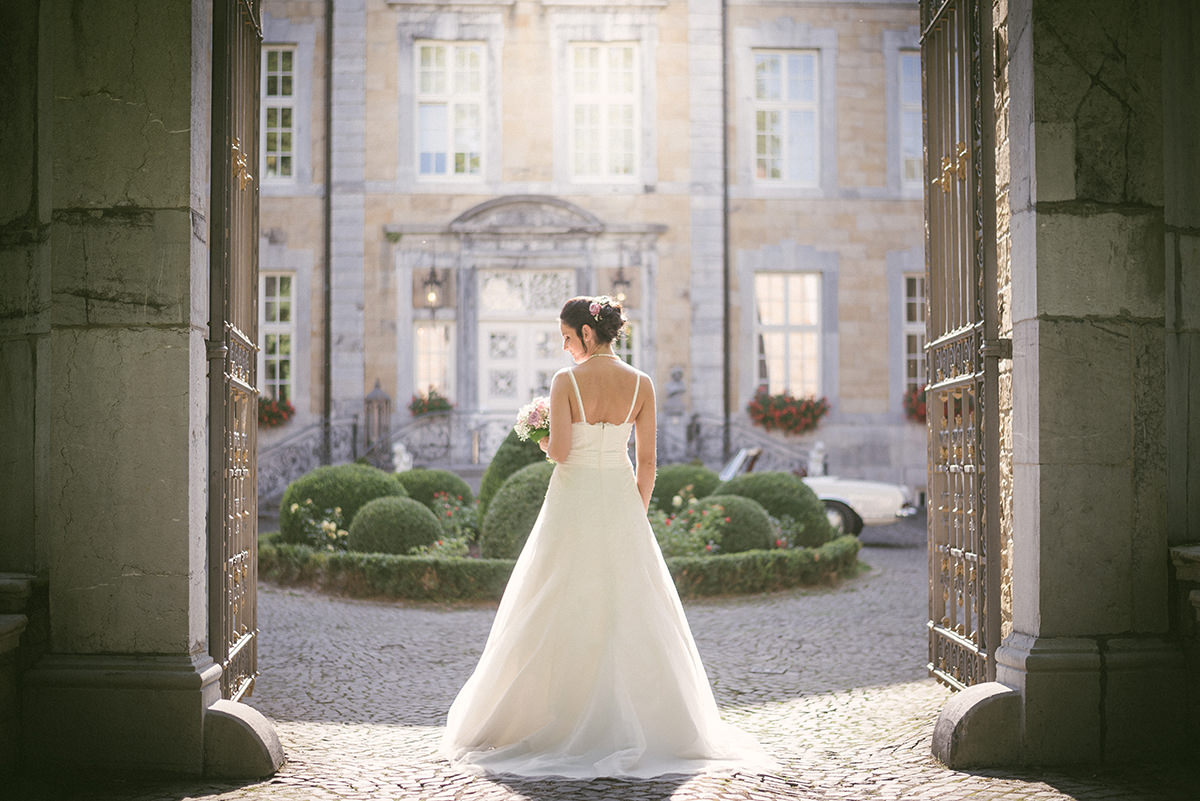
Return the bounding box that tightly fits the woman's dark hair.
[560,295,626,345]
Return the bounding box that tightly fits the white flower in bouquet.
[514,396,551,443]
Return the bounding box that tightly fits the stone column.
[329,0,367,419]
[936,0,1186,766]
[687,0,726,422]
[14,0,279,776]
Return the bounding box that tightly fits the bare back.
[565,357,645,425]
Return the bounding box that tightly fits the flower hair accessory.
[588,296,612,322]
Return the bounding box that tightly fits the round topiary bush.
[478,428,546,519]
[346,496,443,555]
[480,461,555,559]
[650,463,721,510]
[713,471,834,548]
[279,463,407,545]
[395,468,474,511]
[696,494,776,553]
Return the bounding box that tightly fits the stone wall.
[993,0,1015,641]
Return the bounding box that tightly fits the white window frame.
[568,42,641,183]
[259,272,296,402]
[884,27,923,198]
[261,45,297,183]
[413,319,456,402]
[903,273,927,392]
[899,50,923,191]
[753,272,823,398]
[751,49,820,188]
[414,40,486,181]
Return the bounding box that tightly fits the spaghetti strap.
[566,370,588,425]
[622,374,641,424]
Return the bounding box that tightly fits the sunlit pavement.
[12,514,1193,800]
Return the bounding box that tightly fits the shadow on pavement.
[959,760,1197,801]
[484,773,690,801]
[2,770,258,801]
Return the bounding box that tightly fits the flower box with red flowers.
[258,396,295,428]
[902,386,926,423]
[746,386,830,436]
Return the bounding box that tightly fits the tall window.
[416,42,484,178]
[612,321,637,366]
[754,273,821,396]
[414,321,454,398]
[570,43,638,180]
[262,46,296,180]
[753,50,819,185]
[261,273,294,402]
[903,273,926,391]
[900,51,922,188]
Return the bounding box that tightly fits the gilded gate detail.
[920,0,1001,690]
[209,0,262,702]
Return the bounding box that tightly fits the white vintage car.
[800,474,918,535]
[720,447,918,535]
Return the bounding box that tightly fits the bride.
[441,295,772,779]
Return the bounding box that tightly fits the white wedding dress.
[441,370,773,779]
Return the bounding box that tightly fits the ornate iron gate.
[921,0,1003,690]
[209,0,262,701]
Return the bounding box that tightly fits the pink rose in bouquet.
[514,396,551,443]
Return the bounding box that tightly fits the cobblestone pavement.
[13,517,1193,800]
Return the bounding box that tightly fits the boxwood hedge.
[479,461,555,559]
[713,471,834,548]
[346,495,444,555]
[259,535,861,603]
[650,463,722,510]
[279,463,406,544]
[478,429,545,519]
[395,468,475,511]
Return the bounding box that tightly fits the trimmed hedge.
[260,543,516,602]
[714,471,834,548]
[480,461,555,559]
[346,496,444,555]
[667,535,861,599]
[696,495,775,553]
[258,535,862,603]
[478,429,545,519]
[395,468,475,511]
[650,463,721,510]
[279,463,406,544]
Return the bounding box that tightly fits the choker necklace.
[585,352,620,362]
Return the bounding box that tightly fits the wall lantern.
[422,266,444,308]
[612,248,631,304]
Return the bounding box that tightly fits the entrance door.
[477,269,575,412]
[208,0,262,701]
[921,0,1003,690]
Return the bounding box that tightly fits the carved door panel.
[477,269,575,412]
[921,0,1002,690]
[209,0,262,701]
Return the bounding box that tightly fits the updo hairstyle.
[560,295,627,345]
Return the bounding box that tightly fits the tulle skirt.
[440,457,774,779]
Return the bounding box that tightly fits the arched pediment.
[448,195,605,234]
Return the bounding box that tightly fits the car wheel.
[823,501,863,535]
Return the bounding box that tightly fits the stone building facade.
[255,0,928,490]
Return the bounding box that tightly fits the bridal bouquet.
[514,396,550,443]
